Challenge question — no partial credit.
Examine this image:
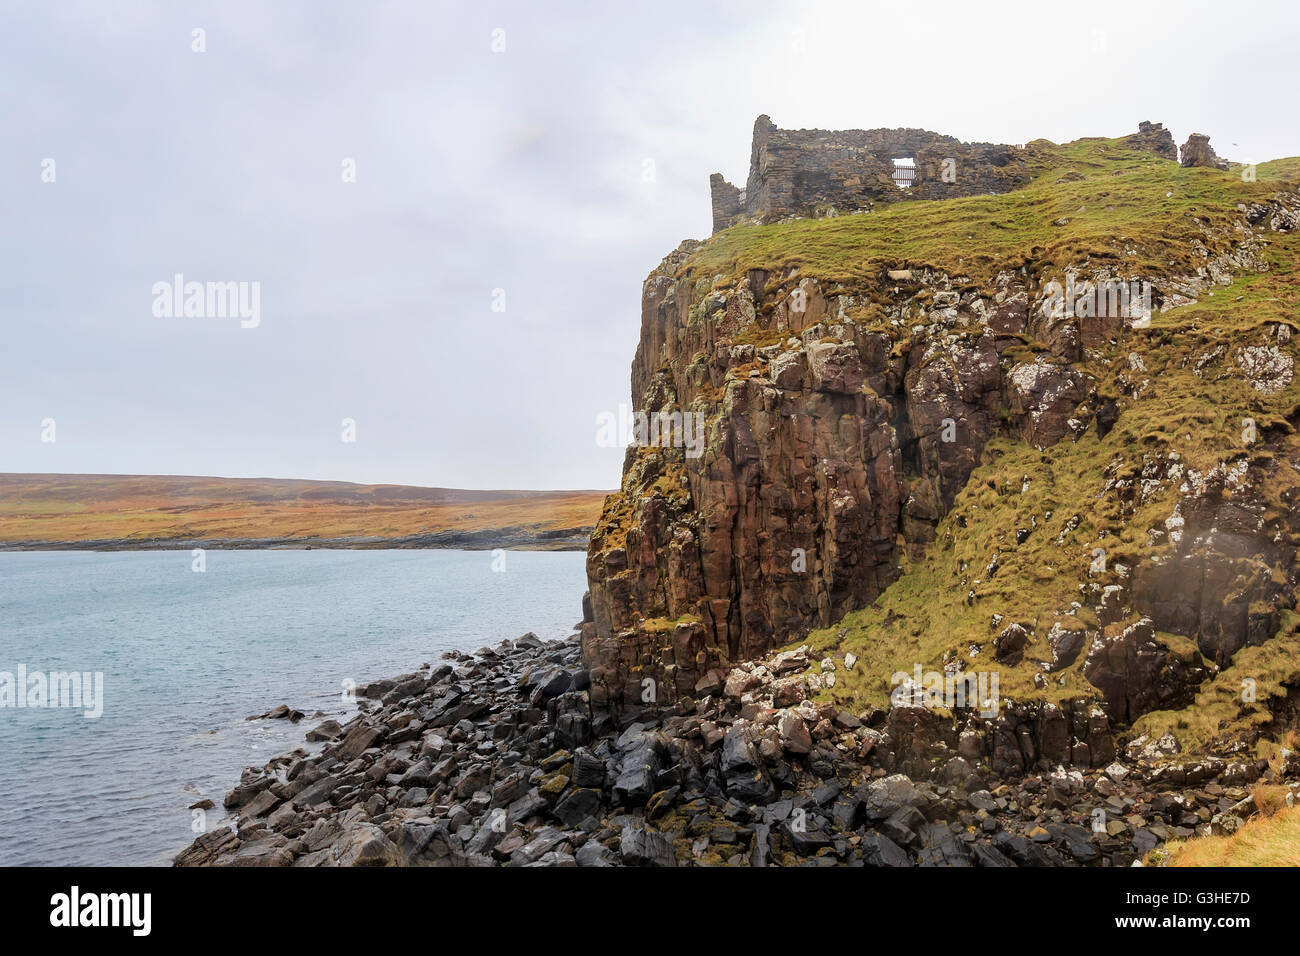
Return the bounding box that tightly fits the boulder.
[1179,133,1228,170]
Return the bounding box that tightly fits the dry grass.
[1158,804,1300,867]
[1250,784,1293,817]
[1266,730,1300,777]
[0,474,610,547]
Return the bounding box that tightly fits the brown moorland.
[0,473,611,551]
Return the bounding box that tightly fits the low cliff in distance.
[583,120,1300,772]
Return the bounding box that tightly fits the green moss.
[639,613,702,635]
[790,229,1300,724]
[682,137,1296,291]
[539,771,570,796]
[728,326,790,349]
[1135,616,1300,753]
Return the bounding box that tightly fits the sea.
[0,549,589,866]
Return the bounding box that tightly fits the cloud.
[1,0,1297,487]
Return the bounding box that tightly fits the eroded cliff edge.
[582,122,1300,770]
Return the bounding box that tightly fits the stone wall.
[709,115,1032,233]
[708,174,744,235]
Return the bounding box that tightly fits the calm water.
[0,549,588,866]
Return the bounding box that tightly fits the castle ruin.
[709,116,1186,234]
[709,115,1032,234]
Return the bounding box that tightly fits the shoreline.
[175,631,1283,867]
[0,548,591,867]
[0,528,593,553]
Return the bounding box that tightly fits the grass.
[1252,782,1296,816]
[590,130,1300,754]
[701,139,1300,738]
[0,474,610,546]
[1134,624,1300,754]
[683,134,1297,299]
[1156,801,1300,866]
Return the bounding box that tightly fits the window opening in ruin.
[892,157,916,189]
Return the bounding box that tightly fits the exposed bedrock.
[1131,463,1297,666]
[584,191,1300,727]
[583,257,1112,711]
[1180,132,1229,171]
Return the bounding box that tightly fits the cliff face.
[583,121,1300,764]
[583,250,909,707]
[580,259,1125,710]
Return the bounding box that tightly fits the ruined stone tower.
[709,115,1033,234]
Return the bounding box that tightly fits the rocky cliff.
[170,122,1300,871]
[583,121,1300,769]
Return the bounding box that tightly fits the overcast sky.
[2,0,1297,489]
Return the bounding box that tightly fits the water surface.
[0,549,587,866]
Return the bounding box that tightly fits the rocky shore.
[175,632,1291,867]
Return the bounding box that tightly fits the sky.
[2,0,1298,490]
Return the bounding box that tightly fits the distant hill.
[0,473,611,551]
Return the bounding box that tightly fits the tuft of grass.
[1157,804,1300,866]
[1250,784,1293,817]
[1266,729,1300,777]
